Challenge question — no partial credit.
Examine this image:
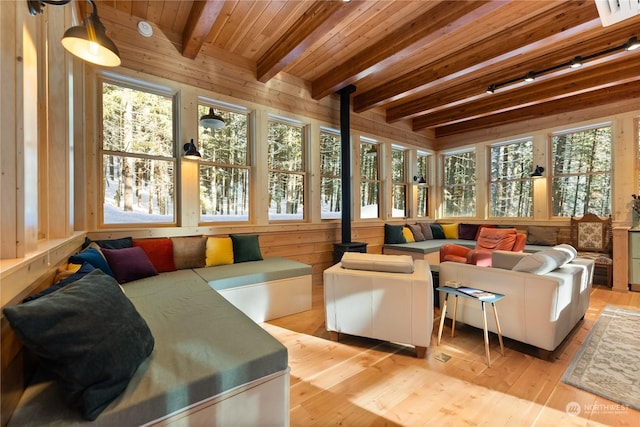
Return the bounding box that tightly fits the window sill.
[1,232,86,307]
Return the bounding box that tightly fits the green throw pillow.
[384,224,406,244]
[430,223,445,239]
[230,234,264,263]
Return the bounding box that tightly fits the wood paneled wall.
[95,5,434,150]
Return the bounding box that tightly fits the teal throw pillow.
[230,234,264,263]
[384,224,406,244]
[69,247,115,277]
[430,223,445,239]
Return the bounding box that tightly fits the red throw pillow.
[132,238,177,272]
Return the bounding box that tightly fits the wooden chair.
[570,213,613,286]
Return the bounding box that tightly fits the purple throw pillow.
[458,223,480,240]
[102,246,158,284]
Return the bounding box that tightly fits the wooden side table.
[436,286,505,367]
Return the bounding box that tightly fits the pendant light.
[28,0,121,67]
[199,108,226,129]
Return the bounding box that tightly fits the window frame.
[359,137,381,220]
[267,115,308,222]
[488,138,534,218]
[441,148,477,218]
[319,127,342,220]
[99,75,178,227]
[550,123,612,217]
[391,145,409,218]
[197,99,251,224]
[416,150,431,218]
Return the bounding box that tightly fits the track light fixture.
[486,36,639,94]
[28,0,121,67]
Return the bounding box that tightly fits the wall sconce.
[531,165,545,177]
[199,108,226,129]
[183,139,201,160]
[486,36,639,94]
[28,0,121,67]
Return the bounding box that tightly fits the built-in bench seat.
[194,257,312,322]
[7,269,290,426]
[3,235,311,426]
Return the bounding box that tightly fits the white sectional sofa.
[437,250,594,355]
[323,253,434,358]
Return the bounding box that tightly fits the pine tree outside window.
[490,139,533,217]
[198,103,249,223]
[268,118,306,221]
[320,128,341,219]
[551,124,612,217]
[101,80,176,225]
[360,139,380,219]
[442,149,476,217]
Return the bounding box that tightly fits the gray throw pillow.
[407,223,425,241]
[3,270,154,421]
[418,222,434,240]
[526,225,558,246]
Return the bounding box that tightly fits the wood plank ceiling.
[95,0,640,141]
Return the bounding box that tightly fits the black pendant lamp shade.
[199,108,226,129]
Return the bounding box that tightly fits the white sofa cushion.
[340,252,414,273]
[512,248,570,274]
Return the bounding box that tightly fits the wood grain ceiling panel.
[94,0,640,143]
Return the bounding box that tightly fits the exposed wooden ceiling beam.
[386,21,631,122]
[310,0,500,100]
[435,80,640,138]
[181,0,224,60]
[356,1,600,115]
[413,56,640,130]
[257,0,358,83]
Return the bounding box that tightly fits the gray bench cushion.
[194,257,312,291]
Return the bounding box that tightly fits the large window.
[268,118,305,220]
[360,139,380,219]
[416,151,431,217]
[198,104,249,222]
[391,146,407,218]
[551,124,612,217]
[490,139,533,217]
[320,128,341,219]
[101,80,176,225]
[443,149,476,217]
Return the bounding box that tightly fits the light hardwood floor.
[263,283,640,426]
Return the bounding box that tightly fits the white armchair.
[323,253,434,358]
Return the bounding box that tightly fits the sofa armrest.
[440,243,471,263]
[467,249,492,266]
